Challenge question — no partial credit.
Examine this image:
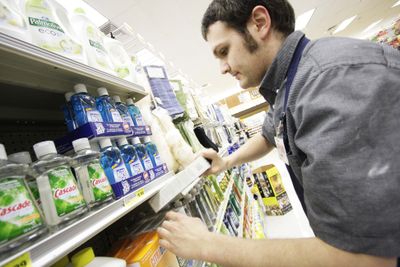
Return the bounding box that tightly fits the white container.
[69,8,115,75]
[71,247,126,267]
[104,37,137,83]
[0,0,31,42]
[19,0,86,64]
[32,141,87,226]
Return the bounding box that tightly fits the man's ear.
[247,5,271,40]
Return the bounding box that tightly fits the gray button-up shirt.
[261,31,400,257]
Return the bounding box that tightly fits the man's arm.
[158,212,396,267]
[202,132,273,175]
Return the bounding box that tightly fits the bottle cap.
[143,136,151,143]
[33,141,57,159]
[113,95,122,103]
[116,137,128,146]
[98,138,112,149]
[8,151,32,164]
[0,144,7,160]
[65,92,74,102]
[132,137,141,145]
[71,247,95,267]
[72,138,91,152]
[126,98,134,105]
[74,83,88,93]
[97,87,109,96]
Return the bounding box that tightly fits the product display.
[126,98,146,127]
[116,137,145,178]
[130,137,153,171]
[70,84,103,127]
[32,141,87,226]
[96,87,124,123]
[113,96,135,128]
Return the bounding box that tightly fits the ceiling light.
[392,0,400,7]
[363,19,383,33]
[295,9,315,30]
[334,15,357,34]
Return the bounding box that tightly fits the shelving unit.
[0,33,146,100]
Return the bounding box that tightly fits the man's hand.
[158,211,213,260]
[201,149,228,176]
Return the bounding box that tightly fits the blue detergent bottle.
[142,136,163,168]
[70,84,103,127]
[98,138,130,185]
[126,98,145,126]
[96,87,124,123]
[62,92,76,132]
[116,137,144,177]
[130,137,153,171]
[113,96,135,127]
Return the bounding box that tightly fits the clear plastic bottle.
[71,138,113,208]
[126,98,145,126]
[130,137,153,171]
[62,92,77,132]
[32,141,87,226]
[98,138,130,185]
[113,96,135,127]
[116,137,144,177]
[96,87,123,123]
[71,84,103,127]
[142,136,163,168]
[0,144,46,252]
[8,151,41,206]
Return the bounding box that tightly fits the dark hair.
[201,0,295,40]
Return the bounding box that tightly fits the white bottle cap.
[126,98,134,105]
[8,151,32,164]
[132,137,141,145]
[97,87,109,96]
[98,138,112,149]
[0,144,8,160]
[72,138,91,152]
[113,95,122,103]
[33,141,57,159]
[65,92,74,102]
[74,83,88,93]
[116,137,128,146]
[143,136,151,143]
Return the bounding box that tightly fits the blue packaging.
[126,98,145,126]
[131,137,153,171]
[113,96,135,127]
[96,87,124,123]
[98,138,130,185]
[71,84,103,127]
[62,92,76,132]
[116,137,145,177]
[142,136,163,168]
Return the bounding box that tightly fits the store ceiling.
[84,0,400,102]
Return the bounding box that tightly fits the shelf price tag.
[124,188,145,207]
[4,253,32,267]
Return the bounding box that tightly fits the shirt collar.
[259,31,305,105]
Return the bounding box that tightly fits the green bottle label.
[28,17,64,33]
[0,178,43,244]
[48,167,85,217]
[27,179,40,205]
[87,163,113,202]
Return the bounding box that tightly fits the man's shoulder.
[302,36,389,71]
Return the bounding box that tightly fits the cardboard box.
[252,164,292,216]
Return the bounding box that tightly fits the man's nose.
[220,61,230,74]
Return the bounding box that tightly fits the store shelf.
[0,172,174,267]
[0,33,147,100]
[229,97,268,118]
[237,179,247,238]
[214,178,234,232]
[149,157,210,212]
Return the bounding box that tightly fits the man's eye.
[219,48,228,56]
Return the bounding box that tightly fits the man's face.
[206,21,268,89]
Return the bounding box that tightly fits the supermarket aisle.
[251,149,314,239]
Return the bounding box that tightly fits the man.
[157,0,400,266]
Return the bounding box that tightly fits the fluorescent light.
[363,19,383,33]
[334,15,357,34]
[295,9,315,30]
[392,0,400,7]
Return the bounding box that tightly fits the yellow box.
[252,164,292,216]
